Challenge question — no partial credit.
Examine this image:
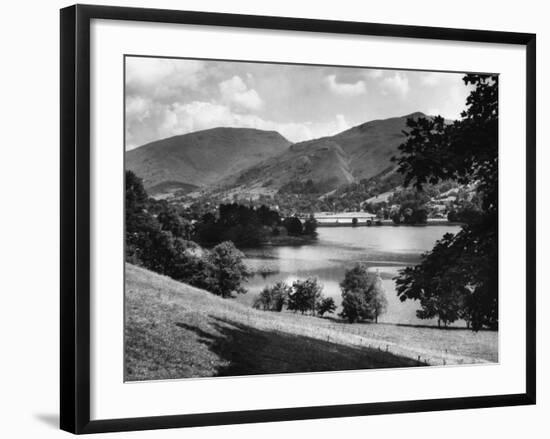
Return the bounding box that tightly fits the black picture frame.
[60,4,536,434]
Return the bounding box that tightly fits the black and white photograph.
[0,0,544,435]
[124,56,499,381]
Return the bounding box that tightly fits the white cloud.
[335,114,350,133]
[126,96,151,122]
[420,72,443,86]
[219,76,263,111]
[125,57,204,102]
[366,70,383,79]
[325,74,367,97]
[126,97,361,147]
[147,100,310,143]
[381,73,410,98]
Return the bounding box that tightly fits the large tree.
[368,271,388,324]
[288,278,323,314]
[203,241,250,298]
[393,74,498,330]
[339,264,387,323]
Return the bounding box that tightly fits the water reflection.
[239,225,461,326]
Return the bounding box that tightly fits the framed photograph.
[60,4,536,434]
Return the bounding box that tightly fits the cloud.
[381,73,410,98]
[366,70,383,79]
[335,114,350,133]
[219,75,263,111]
[126,100,310,144]
[125,57,204,102]
[420,72,443,86]
[325,74,367,97]
[126,96,151,122]
[125,97,360,148]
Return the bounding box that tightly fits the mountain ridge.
[212,112,427,197]
[126,127,291,194]
[126,112,429,198]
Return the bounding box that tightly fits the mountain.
[219,112,426,195]
[126,127,291,195]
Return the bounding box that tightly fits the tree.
[194,203,281,246]
[253,281,291,311]
[392,74,498,330]
[316,297,336,317]
[303,215,318,235]
[283,217,303,235]
[167,239,211,288]
[288,278,323,314]
[368,271,388,323]
[339,265,387,323]
[340,291,368,323]
[203,241,250,298]
[157,207,192,239]
[126,170,148,215]
[125,171,177,270]
[388,188,430,225]
[339,264,373,323]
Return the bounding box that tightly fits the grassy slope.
[125,264,497,382]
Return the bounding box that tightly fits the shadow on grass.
[390,322,496,332]
[321,316,492,332]
[176,316,424,377]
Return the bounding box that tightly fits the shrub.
[316,297,336,316]
[253,282,291,311]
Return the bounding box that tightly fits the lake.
[238,225,462,326]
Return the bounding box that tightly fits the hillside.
[126,127,291,195]
[214,112,426,196]
[125,264,494,381]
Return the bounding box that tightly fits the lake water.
[238,225,462,326]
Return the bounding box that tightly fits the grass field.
[125,264,497,381]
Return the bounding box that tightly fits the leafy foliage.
[387,188,430,224]
[316,297,336,317]
[282,217,304,236]
[157,207,193,239]
[125,171,250,299]
[368,272,388,323]
[303,215,318,235]
[253,282,292,311]
[202,242,250,298]
[288,278,324,314]
[392,74,498,330]
[339,264,387,323]
[194,203,316,245]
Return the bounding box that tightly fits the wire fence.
[213,308,490,367]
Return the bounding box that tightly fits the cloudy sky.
[125,56,472,150]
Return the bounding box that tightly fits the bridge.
[310,212,378,226]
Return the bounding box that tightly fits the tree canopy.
[203,241,250,298]
[393,74,498,330]
[287,278,323,314]
[125,171,250,299]
[340,264,387,323]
